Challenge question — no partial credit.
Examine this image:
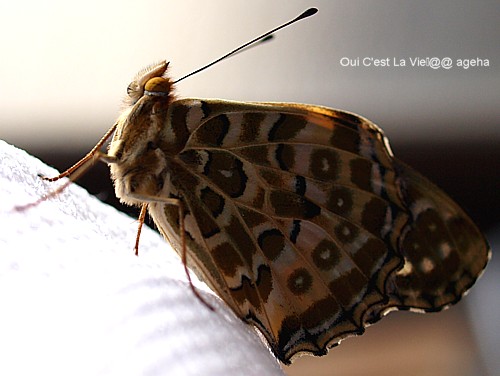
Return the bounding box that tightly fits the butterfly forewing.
[125,98,490,364]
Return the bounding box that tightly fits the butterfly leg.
[134,203,148,256]
[16,124,119,212]
[128,193,215,311]
[15,150,116,212]
[177,201,215,311]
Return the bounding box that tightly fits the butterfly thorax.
[107,61,178,206]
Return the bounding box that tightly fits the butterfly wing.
[364,158,490,322]
[147,98,489,363]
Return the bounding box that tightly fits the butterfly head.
[125,60,174,105]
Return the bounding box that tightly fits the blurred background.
[1,1,498,375]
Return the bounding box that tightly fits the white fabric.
[0,140,284,376]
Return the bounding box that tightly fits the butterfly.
[35,8,490,364]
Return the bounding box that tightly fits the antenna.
[173,7,318,84]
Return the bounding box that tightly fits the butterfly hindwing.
[384,160,489,310]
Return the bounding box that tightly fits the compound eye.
[127,81,140,96]
[126,82,134,96]
[126,81,144,104]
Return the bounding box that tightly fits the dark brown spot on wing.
[169,104,191,152]
[192,114,230,146]
[268,114,307,141]
[350,158,372,191]
[239,206,269,228]
[361,197,389,236]
[276,143,296,171]
[310,148,340,181]
[259,169,283,187]
[200,186,225,218]
[326,186,354,217]
[240,112,266,143]
[203,151,248,198]
[211,242,245,278]
[258,229,285,261]
[255,264,273,303]
[270,190,321,219]
[312,239,341,271]
[328,268,367,309]
[238,145,270,166]
[334,222,359,243]
[330,123,361,154]
[287,268,313,295]
[352,238,388,277]
[179,149,203,167]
